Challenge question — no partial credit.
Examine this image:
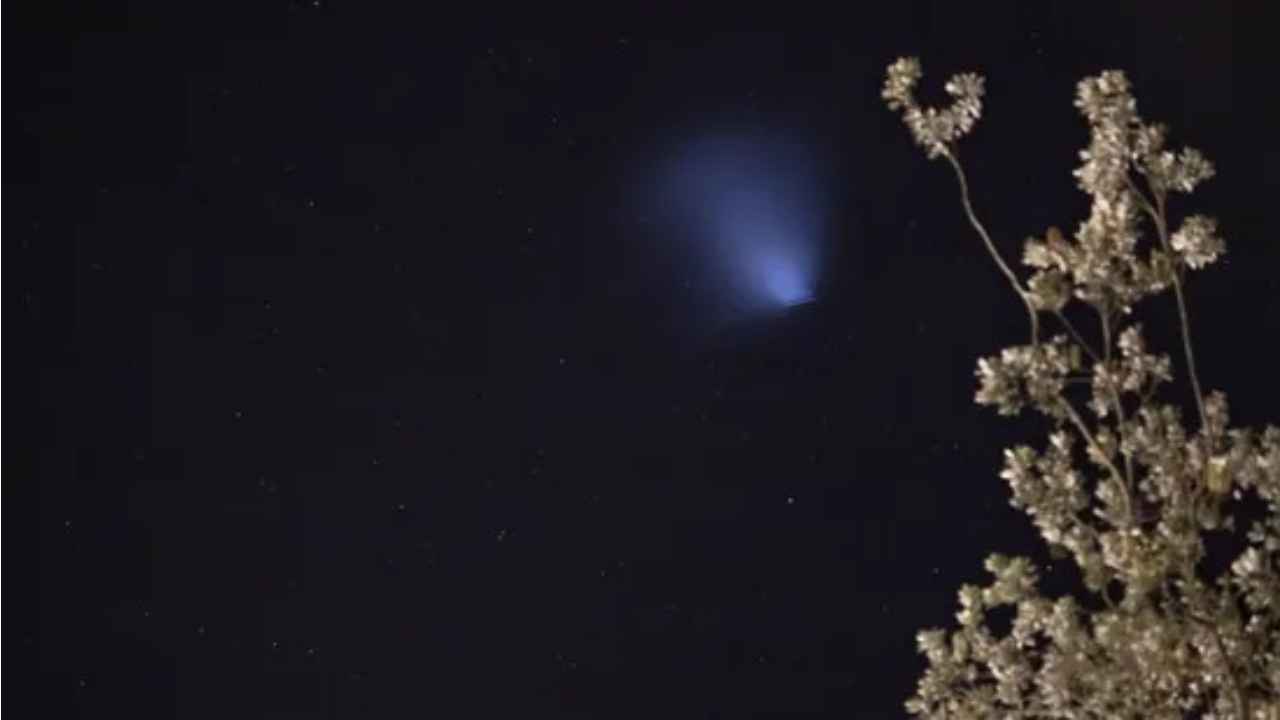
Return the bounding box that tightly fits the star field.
[12,3,1277,717]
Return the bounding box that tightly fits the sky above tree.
[12,2,1277,717]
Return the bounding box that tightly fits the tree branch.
[1059,398,1134,527]
[1130,174,1208,430]
[943,147,1040,346]
[1099,304,1137,495]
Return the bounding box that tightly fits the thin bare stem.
[943,148,1040,345]
[1071,519,1117,609]
[1052,309,1101,364]
[1190,613,1250,720]
[1059,398,1134,527]
[1130,174,1208,430]
[1153,191,1208,429]
[1100,305,1136,493]
[1173,565,1251,719]
[1125,174,1160,224]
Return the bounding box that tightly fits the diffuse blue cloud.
[649,131,826,325]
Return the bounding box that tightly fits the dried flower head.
[1170,214,1226,269]
[882,57,985,159]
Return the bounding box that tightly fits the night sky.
[12,3,1280,717]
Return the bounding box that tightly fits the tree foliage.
[883,57,1279,719]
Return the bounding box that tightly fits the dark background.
[10,2,1279,717]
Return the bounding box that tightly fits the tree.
[882,57,1279,719]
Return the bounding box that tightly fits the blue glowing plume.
[644,131,827,328]
[754,244,814,307]
[713,183,818,310]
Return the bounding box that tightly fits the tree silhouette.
[883,57,1279,719]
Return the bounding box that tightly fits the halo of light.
[663,133,823,313]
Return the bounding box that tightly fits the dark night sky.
[11,3,1280,717]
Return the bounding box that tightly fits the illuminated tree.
[883,57,1279,719]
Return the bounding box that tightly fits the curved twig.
[942,147,1041,346]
